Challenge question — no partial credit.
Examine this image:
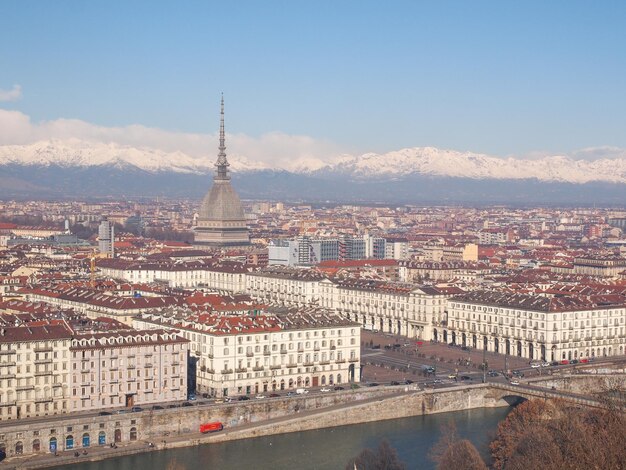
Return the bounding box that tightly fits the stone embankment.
[5,373,623,469]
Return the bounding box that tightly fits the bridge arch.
[500,394,528,406]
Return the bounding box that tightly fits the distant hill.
[1,140,625,204]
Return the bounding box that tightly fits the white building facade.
[445,291,626,361]
[134,310,360,398]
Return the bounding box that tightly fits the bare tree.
[491,398,626,470]
[345,439,406,470]
[430,422,486,470]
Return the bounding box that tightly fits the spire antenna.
[215,93,230,180]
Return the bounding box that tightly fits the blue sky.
[1,0,626,164]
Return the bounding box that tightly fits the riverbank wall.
[5,383,511,469]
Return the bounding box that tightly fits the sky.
[1,1,626,169]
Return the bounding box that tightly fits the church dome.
[198,179,245,221]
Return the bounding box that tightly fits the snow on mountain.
[0,139,267,174]
[321,147,626,184]
[1,140,625,184]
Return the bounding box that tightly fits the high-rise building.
[194,96,250,248]
[98,218,114,257]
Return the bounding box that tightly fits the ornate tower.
[194,95,250,248]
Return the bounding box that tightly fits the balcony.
[263,351,271,356]
[286,363,297,368]
[335,359,346,364]
[348,358,359,363]
[330,345,336,350]
[144,363,152,368]
[246,352,254,357]
[319,361,330,365]
[253,366,264,372]
[270,365,281,370]
[221,369,233,375]
[35,370,53,376]
[0,350,16,355]
[303,362,314,367]
[235,367,247,373]
[0,361,17,367]
[0,401,16,407]
[34,347,53,353]
[280,349,287,355]
[16,384,34,391]
[0,373,15,380]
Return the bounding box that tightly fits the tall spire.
[215,93,230,180]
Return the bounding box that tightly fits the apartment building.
[446,291,626,361]
[134,309,360,397]
[318,278,457,340]
[69,329,188,412]
[97,259,248,292]
[0,322,73,421]
[245,267,326,307]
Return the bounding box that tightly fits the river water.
[60,407,509,470]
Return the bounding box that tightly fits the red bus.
[200,422,224,433]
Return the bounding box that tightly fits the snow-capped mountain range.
[1,140,625,184]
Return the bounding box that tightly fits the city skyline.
[2,1,626,170]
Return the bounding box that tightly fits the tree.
[490,398,626,470]
[345,439,406,470]
[430,422,486,470]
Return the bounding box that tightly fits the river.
[59,407,509,470]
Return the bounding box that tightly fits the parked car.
[448,374,457,379]
[570,359,579,364]
[333,386,345,391]
[269,393,281,398]
[550,361,560,366]
[510,380,520,386]
[560,359,570,365]
[368,382,380,387]
[98,411,112,416]
[188,394,197,401]
[404,379,414,385]
[255,395,266,399]
[151,405,164,410]
[320,387,331,392]
[390,381,400,386]
[580,358,589,363]
[238,395,250,401]
[296,388,309,394]
[286,391,295,397]
[181,401,192,407]
[530,363,541,368]
[460,375,472,381]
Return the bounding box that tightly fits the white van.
[296,388,309,395]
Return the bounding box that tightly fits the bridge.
[486,381,605,408]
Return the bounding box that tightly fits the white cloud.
[0,108,349,171]
[0,85,22,102]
